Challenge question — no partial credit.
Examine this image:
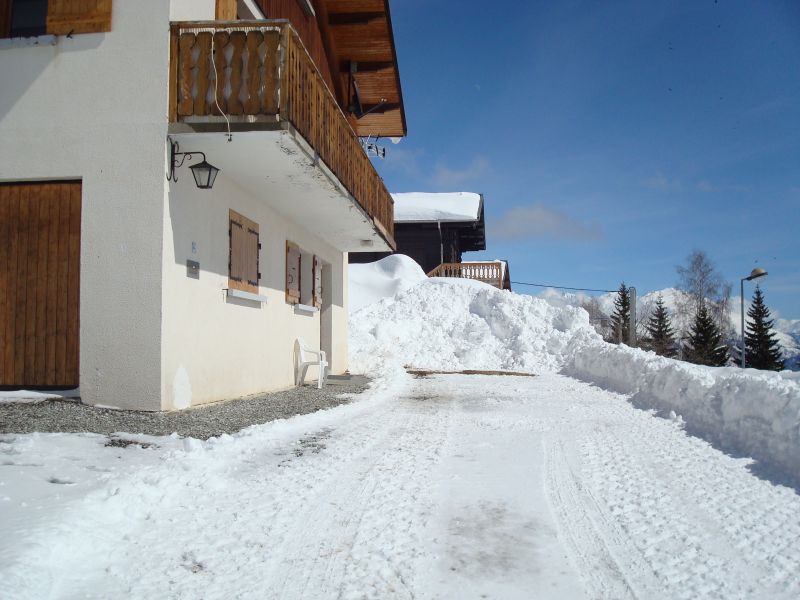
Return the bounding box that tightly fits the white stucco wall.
[0,0,174,410]
[170,0,216,21]
[1,0,359,411]
[161,171,349,409]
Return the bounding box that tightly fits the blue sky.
[373,0,800,318]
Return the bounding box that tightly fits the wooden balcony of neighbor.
[427,262,512,291]
[168,20,394,246]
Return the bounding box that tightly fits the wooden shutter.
[312,255,322,308]
[229,209,259,294]
[46,0,112,35]
[216,0,237,20]
[285,241,301,304]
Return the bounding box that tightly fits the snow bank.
[566,342,800,483]
[350,277,600,375]
[349,255,427,313]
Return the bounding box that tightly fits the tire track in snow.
[268,384,452,599]
[543,435,640,600]
[579,405,800,600]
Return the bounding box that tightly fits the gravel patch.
[0,375,369,439]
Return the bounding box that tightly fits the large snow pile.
[350,276,600,375]
[348,254,427,313]
[349,259,800,483]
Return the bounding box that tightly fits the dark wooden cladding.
[0,0,11,38]
[325,0,406,136]
[170,21,395,245]
[0,181,81,388]
[255,0,339,98]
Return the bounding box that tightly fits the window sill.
[294,303,319,315]
[226,288,267,303]
[0,35,58,49]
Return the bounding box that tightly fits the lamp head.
[189,159,220,190]
[745,267,768,281]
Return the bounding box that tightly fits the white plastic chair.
[294,338,328,389]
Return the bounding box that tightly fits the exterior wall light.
[167,138,220,189]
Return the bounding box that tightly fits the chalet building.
[351,191,511,290]
[351,191,486,273]
[0,0,405,410]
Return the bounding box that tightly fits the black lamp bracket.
[167,138,208,183]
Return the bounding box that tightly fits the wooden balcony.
[427,262,512,291]
[168,20,394,246]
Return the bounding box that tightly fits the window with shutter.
[229,209,260,294]
[46,0,112,36]
[285,241,301,304]
[312,255,322,308]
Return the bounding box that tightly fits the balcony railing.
[168,20,394,245]
[427,262,511,291]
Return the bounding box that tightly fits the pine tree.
[744,285,784,371]
[609,282,631,345]
[645,295,676,357]
[684,303,729,367]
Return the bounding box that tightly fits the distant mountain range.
[537,287,800,370]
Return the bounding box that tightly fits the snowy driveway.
[2,373,800,599]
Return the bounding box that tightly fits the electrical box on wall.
[186,260,200,279]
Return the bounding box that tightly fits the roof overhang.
[324,0,407,138]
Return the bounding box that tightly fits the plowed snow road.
[2,373,799,599]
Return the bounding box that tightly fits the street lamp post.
[740,267,768,368]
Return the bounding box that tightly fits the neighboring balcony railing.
[427,262,511,291]
[168,20,395,245]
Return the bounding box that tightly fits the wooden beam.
[341,60,393,73]
[329,11,385,26]
[357,101,401,115]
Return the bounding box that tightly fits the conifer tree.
[744,285,784,371]
[645,295,676,357]
[609,282,632,345]
[684,303,729,366]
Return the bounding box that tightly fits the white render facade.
[0,0,395,410]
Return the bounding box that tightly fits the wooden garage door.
[0,181,81,388]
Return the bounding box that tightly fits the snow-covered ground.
[2,255,800,599]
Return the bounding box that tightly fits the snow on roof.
[391,192,482,223]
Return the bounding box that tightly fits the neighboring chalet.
[351,191,511,290]
[0,0,406,410]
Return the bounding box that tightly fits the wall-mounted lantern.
[167,138,220,189]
